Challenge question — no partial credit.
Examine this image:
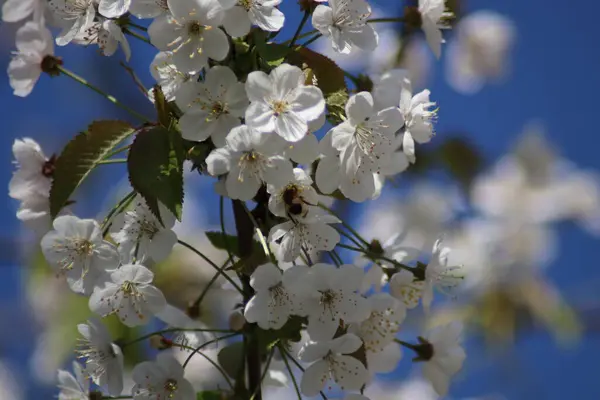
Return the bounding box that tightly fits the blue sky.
[1,0,600,398]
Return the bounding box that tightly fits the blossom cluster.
[4,0,473,399]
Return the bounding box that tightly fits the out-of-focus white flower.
[111,197,177,263]
[49,0,96,46]
[284,113,325,165]
[129,0,169,19]
[418,0,452,59]
[299,333,368,396]
[148,0,228,71]
[132,353,195,400]
[446,10,516,94]
[74,18,131,61]
[176,66,248,147]
[57,362,89,400]
[149,51,198,102]
[220,0,284,37]
[389,269,425,308]
[206,125,294,200]
[312,0,377,54]
[89,264,167,326]
[8,22,55,97]
[41,215,120,295]
[76,318,124,396]
[98,0,131,18]
[9,138,53,200]
[419,322,466,396]
[422,239,463,312]
[2,0,45,23]
[245,63,325,142]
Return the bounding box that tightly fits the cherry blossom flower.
[422,239,463,312]
[148,0,229,71]
[205,125,294,200]
[9,138,53,200]
[8,22,56,97]
[301,263,370,340]
[400,85,437,163]
[299,333,368,396]
[16,195,53,235]
[245,63,325,142]
[418,0,452,58]
[312,0,378,54]
[98,0,131,18]
[75,18,131,61]
[284,112,325,166]
[2,0,45,23]
[267,168,319,219]
[49,0,96,46]
[76,318,124,396]
[220,0,285,38]
[89,264,167,327]
[176,66,248,147]
[129,0,169,18]
[149,51,198,102]
[330,92,404,201]
[244,263,308,329]
[418,322,466,396]
[132,353,195,400]
[446,11,516,94]
[315,130,342,195]
[111,198,178,263]
[41,215,120,295]
[268,208,340,263]
[56,362,89,400]
[389,269,424,309]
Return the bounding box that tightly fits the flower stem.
[318,203,370,247]
[240,201,275,264]
[121,327,235,348]
[123,28,153,46]
[298,33,322,48]
[250,347,276,400]
[368,17,406,24]
[173,343,235,390]
[102,190,137,237]
[336,243,416,273]
[57,65,151,123]
[220,196,235,266]
[177,239,243,294]
[278,345,302,400]
[394,338,419,351]
[126,20,148,32]
[182,332,240,368]
[279,347,328,400]
[193,258,231,308]
[289,11,310,48]
[281,29,318,45]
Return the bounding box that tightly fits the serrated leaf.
[196,390,224,400]
[205,231,266,262]
[217,341,245,379]
[253,30,290,67]
[128,126,185,222]
[287,48,346,95]
[50,120,135,218]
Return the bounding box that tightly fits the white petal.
[300,360,329,397]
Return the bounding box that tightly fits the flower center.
[73,238,94,256]
[164,379,178,395]
[239,0,254,11]
[155,0,169,11]
[188,22,205,37]
[211,101,228,118]
[121,281,138,296]
[42,155,57,178]
[139,220,159,239]
[271,100,289,116]
[237,151,265,182]
[319,289,337,307]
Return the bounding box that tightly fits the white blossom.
[8,22,55,97]
[400,83,437,163]
[268,208,340,263]
[176,65,248,147]
[220,0,284,38]
[312,0,377,54]
[267,168,319,219]
[389,269,424,309]
[2,0,45,23]
[206,125,294,200]
[132,353,195,400]
[49,0,96,46]
[16,195,53,235]
[41,215,120,295]
[111,198,178,263]
[244,263,308,329]
[315,130,342,195]
[301,263,370,340]
[446,10,516,94]
[148,0,229,71]
[76,318,124,396]
[129,0,169,18]
[98,0,131,18]
[418,0,452,59]
[150,51,198,102]
[9,138,53,200]
[284,112,325,165]
[330,92,404,201]
[56,362,89,400]
[419,322,466,396]
[89,264,167,327]
[245,63,325,142]
[422,239,463,312]
[75,18,131,61]
[299,333,368,396]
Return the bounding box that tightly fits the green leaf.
[287,47,347,95]
[205,231,265,261]
[217,341,244,379]
[437,137,483,190]
[152,85,170,127]
[256,316,305,350]
[49,120,135,218]
[128,126,185,222]
[253,30,290,67]
[196,390,224,400]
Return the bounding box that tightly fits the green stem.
[280,347,328,400]
[57,65,151,122]
[122,327,235,348]
[297,33,322,48]
[193,258,231,307]
[334,226,366,249]
[281,29,318,45]
[127,20,148,32]
[394,338,418,351]
[96,158,127,165]
[318,203,370,246]
[368,17,406,24]
[123,28,153,46]
[220,196,235,266]
[102,190,137,237]
[102,396,132,399]
[289,11,310,48]
[336,243,415,273]
[177,239,243,294]
[278,346,302,400]
[250,347,276,400]
[240,201,275,264]
[174,343,235,390]
[329,249,343,266]
[182,333,239,368]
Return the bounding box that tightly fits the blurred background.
[2,0,600,398]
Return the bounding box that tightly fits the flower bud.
[149,335,173,350]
